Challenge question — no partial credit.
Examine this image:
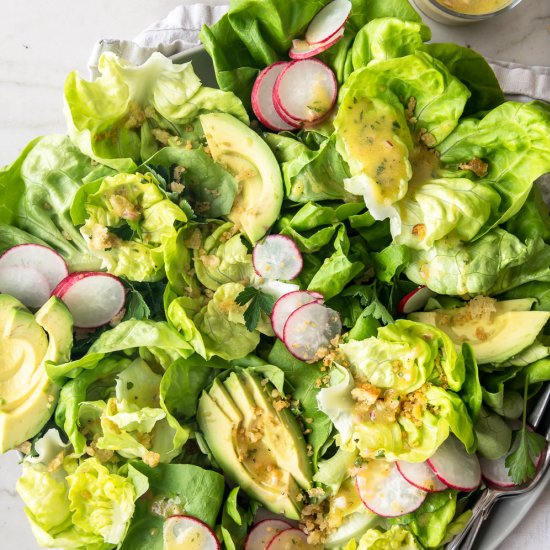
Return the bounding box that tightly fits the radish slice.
[0,266,50,308]
[258,280,300,301]
[52,272,125,328]
[163,515,220,550]
[252,63,299,131]
[283,302,342,361]
[244,519,293,550]
[274,59,337,124]
[0,244,68,293]
[289,28,345,60]
[271,290,323,340]
[396,460,447,493]
[398,286,436,314]
[266,528,309,549]
[480,429,544,488]
[356,461,427,518]
[305,0,352,45]
[427,435,481,492]
[253,235,303,280]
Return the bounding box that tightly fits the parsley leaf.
[505,379,547,485]
[235,287,275,332]
[505,429,546,485]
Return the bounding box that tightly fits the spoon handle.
[445,489,498,550]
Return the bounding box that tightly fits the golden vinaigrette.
[436,0,511,14]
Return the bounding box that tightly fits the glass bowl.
[412,0,524,25]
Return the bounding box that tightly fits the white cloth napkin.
[88,3,550,103]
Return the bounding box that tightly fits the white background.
[0,0,549,548]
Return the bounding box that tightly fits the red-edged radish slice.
[0,244,68,293]
[427,435,481,492]
[271,290,323,340]
[252,63,299,131]
[479,455,517,489]
[258,280,300,301]
[305,0,352,45]
[266,528,310,549]
[283,302,342,361]
[274,59,337,124]
[289,28,345,60]
[396,460,447,493]
[52,272,125,328]
[480,428,545,488]
[398,286,436,314]
[356,461,426,518]
[163,515,220,550]
[0,266,50,308]
[253,235,303,280]
[244,519,293,550]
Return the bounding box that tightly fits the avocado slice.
[197,371,312,520]
[200,113,283,243]
[409,298,550,364]
[0,296,73,452]
[35,296,73,363]
[240,370,312,490]
[197,389,303,519]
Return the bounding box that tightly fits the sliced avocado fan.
[0,296,73,452]
[197,370,312,520]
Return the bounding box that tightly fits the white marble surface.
[0,0,549,548]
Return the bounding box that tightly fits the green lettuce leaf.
[192,222,256,291]
[318,321,474,461]
[388,491,458,549]
[420,43,504,116]
[140,147,239,218]
[265,132,353,202]
[67,458,148,545]
[307,225,365,299]
[358,525,421,549]
[121,463,225,550]
[351,18,430,70]
[438,101,550,232]
[65,52,248,171]
[195,282,262,360]
[17,449,148,550]
[0,135,112,271]
[47,319,194,383]
[71,171,187,282]
[405,229,530,296]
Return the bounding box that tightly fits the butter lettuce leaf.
[121,463,225,550]
[0,135,112,271]
[420,43,504,116]
[405,229,531,296]
[358,525,421,549]
[265,132,353,203]
[351,18,430,70]
[140,147,239,219]
[195,282,263,360]
[71,171,187,282]
[318,320,474,461]
[392,177,501,250]
[17,450,148,550]
[438,101,550,233]
[65,52,248,171]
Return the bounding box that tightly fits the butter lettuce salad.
[1,0,550,549]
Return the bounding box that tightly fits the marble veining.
[0,0,549,549]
